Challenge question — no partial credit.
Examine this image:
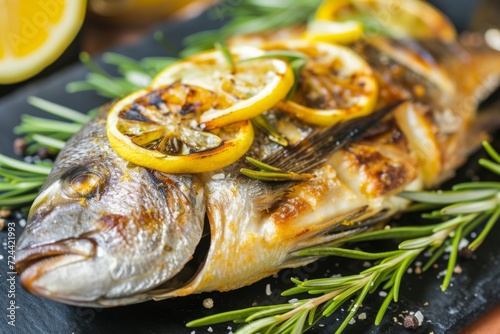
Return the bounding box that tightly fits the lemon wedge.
[0,0,87,84]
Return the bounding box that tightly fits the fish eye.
[62,170,104,199]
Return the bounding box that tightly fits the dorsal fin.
[261,100,405,174]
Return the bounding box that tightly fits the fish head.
[15,120,205,307]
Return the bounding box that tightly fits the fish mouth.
[16,238,97,296]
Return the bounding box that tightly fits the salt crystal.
[212,173,225,180]
[265,284,272,296]
[437,270,447,279]
[458,239,469,250]
[414,311,424,326]
[207,327,213,333]
[358,312,367,320]
[349,318,356,325]
[379,291,388,297]
[288,298,298,304]
[203,298,214,309]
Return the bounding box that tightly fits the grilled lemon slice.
[303,19,364,44]
[264,40,378,127]
[107,85,254,173]
[312,0,456,42]
[151,46,294,130]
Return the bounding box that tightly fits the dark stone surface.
[1,3,499,334]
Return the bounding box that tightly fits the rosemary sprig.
[0,154,52,208]
[66,51,176,99]
[14,97,91,156]
[241,157,313,181]
[0,98,90,209]
[251,114,288,146]
[188,141,500,333]
[181,0,322,57]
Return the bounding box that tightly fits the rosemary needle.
[189,141,500,334]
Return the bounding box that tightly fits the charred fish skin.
[151,38,500,299]
[16,111,205,307]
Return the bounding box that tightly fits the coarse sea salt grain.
[265,284,272,296]
[414,311,424,326]
[203,298,214,309]
[212,173,225,180]
[207,326,213,333]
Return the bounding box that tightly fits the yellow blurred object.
[0,0,87,84]
[314,0,457,42]
[88,0,199,26]
[303,19,364,44]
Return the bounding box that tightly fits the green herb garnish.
[188,141,500,333]
[241,157,313,181]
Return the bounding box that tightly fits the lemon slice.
[263,40,378,127]
[0,0,87,84]
[151,46,294,129]
[314,0,456,42]
[107,85,254,174]
[303,19,364,44]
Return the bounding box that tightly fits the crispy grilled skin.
[153,34,500,299]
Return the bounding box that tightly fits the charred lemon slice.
[151,46,294,129]
[263,40,378,127]
[107,85,254,173]
[313,0,456,42]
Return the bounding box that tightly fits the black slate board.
[1,4,499,334]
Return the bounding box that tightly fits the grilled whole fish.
[15,33,500,307]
